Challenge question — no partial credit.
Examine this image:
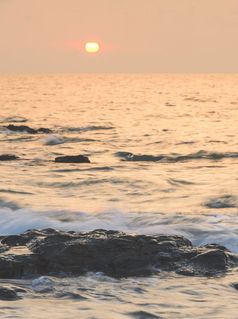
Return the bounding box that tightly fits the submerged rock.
[0,286,21,301]
[0,154,19,161]
[205,195,237,209]
[4,124,52,134]
[37,128,52,134]
[0,229,237,279]
[54,155,90,163]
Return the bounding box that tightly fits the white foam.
[42,134,65,145]
[32,276,55,292]
[0,202,238,252]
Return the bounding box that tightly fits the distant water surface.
[0,74,238,318]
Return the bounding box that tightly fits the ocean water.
[0,74,238,318]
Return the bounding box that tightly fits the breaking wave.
[0,199,238,252]
[42,135,65,145]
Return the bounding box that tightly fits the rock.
[0,229,237,279]
[0,252,39,278]
[205,195,237,209]
[54,155,90,163]
[4,124,52,134]
[232,283,238,290]
[0,243,8,253]
[191,249,228,270]
[5,124,36,134]
[0,286,21,301]
[0,154,19,161]
[37,128,52,134]
[1,235,31,247]
[203,244,230,252]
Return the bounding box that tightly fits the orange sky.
[0,0,238,72]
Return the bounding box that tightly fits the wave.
[0,116,28,123]
[115,150,238,162]
[35,177,130,188]
[184,97,217,103]
[205,195,238,209]
[51,166,114,173]
[0,200,238,252]
[42,135,65,145]
[66,125,114,132]
[0,189,34,195]
[0,136,36,142]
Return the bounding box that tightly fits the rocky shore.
[0,229,237,279]
[3,124,52,134]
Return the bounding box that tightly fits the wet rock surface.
[55,155,90,163]
[0,154,19,161]
[4,124,52,134]
[0,286,21,301]
[0,229,237,279]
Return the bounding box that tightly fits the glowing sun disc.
[85,42,100,53]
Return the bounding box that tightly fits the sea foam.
[0,200,238,252]
[42,134,65,145]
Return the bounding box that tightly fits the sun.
[85,42,100,53]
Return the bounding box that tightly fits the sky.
[0,0,238,73]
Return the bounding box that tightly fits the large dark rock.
[0,286,21,301]
[54,155,90,163]
[0,154,19,161]
[4,124,52,134]
[0,229,237,279]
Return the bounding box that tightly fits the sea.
[0,74,238,318]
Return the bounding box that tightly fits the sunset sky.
[0,0,238,73]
